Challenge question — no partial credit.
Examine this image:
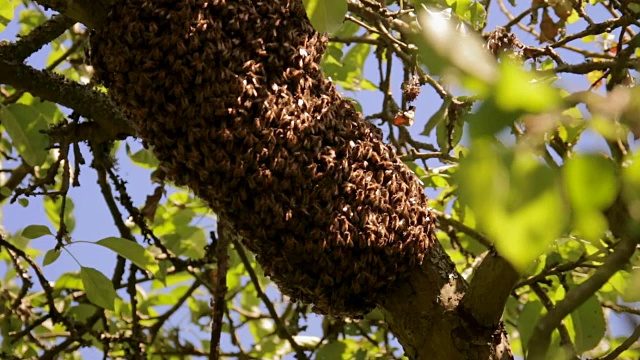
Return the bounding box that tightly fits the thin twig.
[232,238,309,359]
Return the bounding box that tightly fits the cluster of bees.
[91,0,436,317]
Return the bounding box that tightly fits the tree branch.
[601,322,640,360]
[210,222,231,360]
[0,60,133,137]
[527,200,637,360]
[34,0,112,28]
[460,250,520,328]
[0,14,76,62]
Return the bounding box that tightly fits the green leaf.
[18,9,46,36]
[96,237,160,274]
[67,304,97,322]
[80,267,116,310]
[18,198,29,207]
[0,0,14,32]
[54,272,84,290]
[624,270,640,302]
[302,0,347,34]
[331,43,376,91]
[44,196,76,233]
[621,152,640,220]
[495,60,560,114]
[570,295,606,353]
[316,340,347,359]
[43,249,61,266]
[0,186,11,197]
[564,155,617,210]
[1,104,49,166]
[126,143,160,169]
[456,141,567,271]
[519,300,544,352]
[21,225,53,239]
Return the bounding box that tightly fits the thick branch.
[460,250,520,328]
[34,0,112,28]
[0,14,76,62]
[380,242,514,359]
[0,60,133,137]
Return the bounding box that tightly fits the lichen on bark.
[90,0,436,317]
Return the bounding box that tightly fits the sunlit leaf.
[495,59,560,113]
[564,155,617,210]
[302,0,347,34]
[0,0,14,32]
[456,141,567,270]
[18,8,46,36]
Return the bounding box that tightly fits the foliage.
[0,0,639,359]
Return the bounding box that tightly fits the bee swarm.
[91,0,436,317]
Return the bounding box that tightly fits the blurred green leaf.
[625,270,640,301]
[622,152,640,224]
[495,60,560,113]
[316,340,348,359]
[564,155,617,210]
[0,0,14,32]
[329,43,377,91]
[54,272,83,290]
[18,198,29,207]
[519,301,544,352]
[44,196,76,233]
[422,97,451,136]
[0,186,11,197]
[18,8,46,36]
[80,267,116,310]
[456,141,567,270]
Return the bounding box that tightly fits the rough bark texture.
[381,243,514,360]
